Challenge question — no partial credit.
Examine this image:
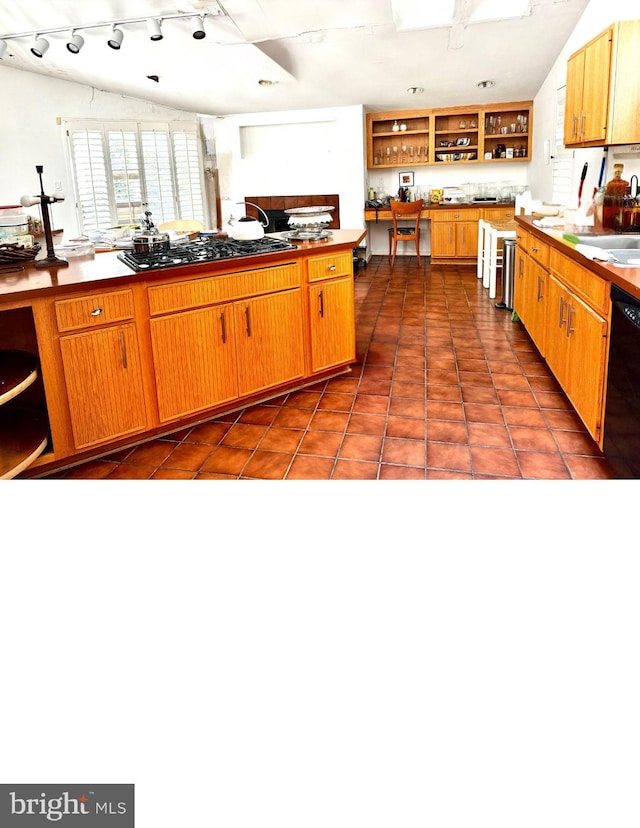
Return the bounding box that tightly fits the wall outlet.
[54,181,63,191]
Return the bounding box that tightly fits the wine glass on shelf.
[401,145,407,163]
[392,145,398,163]
[416,146,421,162]
[409,146,414,163]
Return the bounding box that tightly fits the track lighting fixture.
[147,18,163,41]
[66,30,84,54]
[107,25,124,50]
[191,16,206,39]
[0,6,225,59]
[31,35,49,58]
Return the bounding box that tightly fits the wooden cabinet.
[59,322,147,449]
[234,289,305,396]
[366,101,532,168]
[545,273,609,440]
[431,209,480,261]
[564,28,611,146]
[148,263,305,420]
[564,21,640,147]
[366,109,430,169]
[306,251,355,373]
[150,304,238,423]
[514,249,547,355]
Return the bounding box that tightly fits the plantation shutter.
[552,86,573,205]
[67,129,112,233]
[65,119,205,233]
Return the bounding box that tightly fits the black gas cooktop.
[117,235,297,272]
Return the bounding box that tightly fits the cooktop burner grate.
[117,235,297,271]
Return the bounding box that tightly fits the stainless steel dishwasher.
[603,284,640,477]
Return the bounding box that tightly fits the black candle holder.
[30,165,69,270]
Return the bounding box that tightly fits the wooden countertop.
[365,201,515,220]
[0,229,367,304]
[516,216,640,301]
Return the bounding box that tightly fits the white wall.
[202,106,366,234]
[530,0,640,206]
[0,65,200,236]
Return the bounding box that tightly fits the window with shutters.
[552,86,573,205]
[65,120,205,233]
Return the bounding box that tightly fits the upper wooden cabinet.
[366,101,532,168]
[564,20,640,147]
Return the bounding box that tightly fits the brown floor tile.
[286,455,335,479]
[389,397,426,418]
[491,372,530,390]
[392,380,426,399]
[470,446,520,477]
[464,403,505,425]
[552,429,602,457]
[200,446,252,475]
[64,460,119,479]
[298,430,343,457]
[258,427,303,453]
[317,391,355,411]
[184,421,232,444]
[427,442,472,473]
[461,386,499,405]
[352,393,389,414]
[237,405,280,426]
[283,389,322,409]
[543,408,587,431]
[534,390,574,410]
[123,440,175,467]
[221,423,268,449]
[467,422,511,447]
[242,450,293,480]
[497,389,538,408]
[163,442,214,471]
[385,415,425,440]
[564,455,617,480]
[151,468,195,480]
[331,459,379,479]
[426,419,467,443]
[502,406,548,428]
[508,426,559,453]
[379,464,426,479]
[427,384,462,402]
[347,412,387,435]
[516,451,571,480]
[339,433,383,462]
[427,401,465,421]
[381,437,426,467]
[426,469,473,480]
[272,407,314,429]
[309,410,350,432]
[107,464,156,479]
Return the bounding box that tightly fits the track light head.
[147,18,163,41]
[191,16,206,39]
[108,25,124,50]
[66,30,84,54]
[0,39,7,59]
[31,35,49,58]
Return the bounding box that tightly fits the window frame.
[63,118,207,233]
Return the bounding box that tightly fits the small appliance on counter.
[282,206,334,241]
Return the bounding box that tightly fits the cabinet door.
[59,323,147,449]
[513,246,528,322]
[456,221,478,258]
[581,29,611,144]
[564,49,585,145]
[525,259,547,355]
[234,289,305,396]
[563,288,608,439]
[545,275,570,388]
[150,304,238,423]
[308,277,355,373]
[431,222,456,257]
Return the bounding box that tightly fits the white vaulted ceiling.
[0,0,591,115]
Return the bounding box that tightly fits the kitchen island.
[0,229,365,478]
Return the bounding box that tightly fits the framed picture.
[398,171,414,187]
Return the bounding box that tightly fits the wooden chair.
[388,199,424,267]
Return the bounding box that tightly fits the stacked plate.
[282,206,334,240]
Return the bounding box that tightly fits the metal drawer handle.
[558,296,566,328]
[328,264,336,271]
[566,303,575,337]
[245,305,252,337]
[531,246,538,253]
[537,276,544,302]
[220,310,227,344]
[319,289,324,318]
[119,330,128,369]
[90,307,103,316]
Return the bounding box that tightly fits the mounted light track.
[0,4,225,59]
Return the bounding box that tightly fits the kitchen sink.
[570,233,640,249]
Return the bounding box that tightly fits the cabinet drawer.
[483,207,515,221]
[55,289,135,333]
[432,209,481,222]
[307,251,352,282]
[148,262,301,316]
[549,250,610,315]
[516,228,529,249]
[526,235,550,268]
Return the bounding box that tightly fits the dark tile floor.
[44,255,619,480]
